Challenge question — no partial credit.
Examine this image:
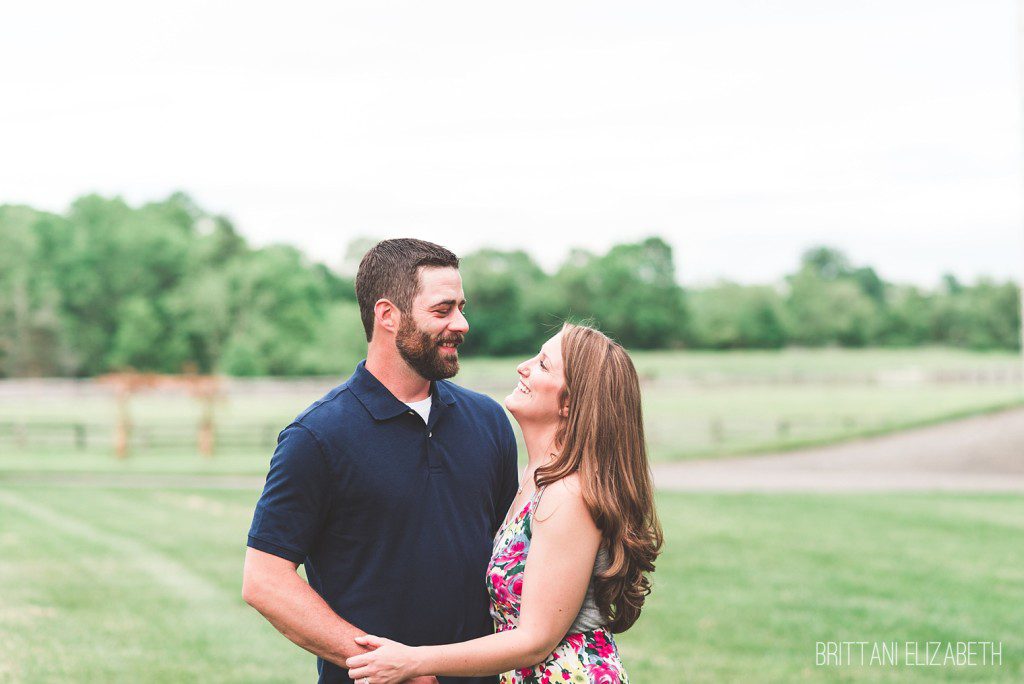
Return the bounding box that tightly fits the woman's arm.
[345,476,602,682]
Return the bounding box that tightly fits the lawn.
[1,485,1020,682]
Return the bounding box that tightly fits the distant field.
[0,485,1020,682]
[1,347,1022,474]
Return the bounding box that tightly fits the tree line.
[0,193,1019,377]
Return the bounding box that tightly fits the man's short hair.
[355,238,460,341]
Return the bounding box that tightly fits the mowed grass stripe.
[0,489,221,603]
[3,487,1023,682]
[0,487,310,683]
[4,485,264,595]
[622,493,1024,682]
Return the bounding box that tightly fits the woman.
[346,323,663,684]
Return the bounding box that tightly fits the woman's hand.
[345,635,424,684]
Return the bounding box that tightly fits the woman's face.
[504,331,567,422]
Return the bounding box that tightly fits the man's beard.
[395,315,463,381]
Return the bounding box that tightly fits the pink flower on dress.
[510,541,525,554]
[592,630,616,658]
[505,552,525,569]
[565,633,586,652]
[508,573,524,599]
[489,573,509,603]
[586,663,621,684]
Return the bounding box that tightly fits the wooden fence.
[0,421,281,454]
[0,413,889,457]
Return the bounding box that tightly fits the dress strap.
[529,484,547,508]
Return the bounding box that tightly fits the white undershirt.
[405,395,432,425]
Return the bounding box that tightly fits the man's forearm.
[246,568,368,667]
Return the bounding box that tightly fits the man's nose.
[449,308,469,334]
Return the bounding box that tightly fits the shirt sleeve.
[496,416,519,536]
[247,422,332,564]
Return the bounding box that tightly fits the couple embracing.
[243,239,663,684]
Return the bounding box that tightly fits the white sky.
[2,0,1021,288]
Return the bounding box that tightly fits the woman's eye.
[539,360,547,370]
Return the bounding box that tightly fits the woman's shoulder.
[535,473,596,532]
[539,471,581,502]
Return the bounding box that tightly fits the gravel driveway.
[653,406,1024,493]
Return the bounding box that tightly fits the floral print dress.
[486,486,629,684]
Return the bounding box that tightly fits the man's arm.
[244,423,436,683]
[242,549,439,683]
[242,547,367,665]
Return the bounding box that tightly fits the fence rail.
[0,365,1022,401]
[0,413,902,457]
[0,421,281,454]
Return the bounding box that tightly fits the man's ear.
[374,299,400,335]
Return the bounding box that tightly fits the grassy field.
[0,484,1021,683]
[2,348,1022,472]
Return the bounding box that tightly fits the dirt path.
[653,405,1024,493]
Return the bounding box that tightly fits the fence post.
[74,423,86,451]
[710,417,724,444]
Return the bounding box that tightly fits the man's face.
[395,266,469,380]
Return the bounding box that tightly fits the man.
[243,239,519,684]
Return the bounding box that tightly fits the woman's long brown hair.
[534,323,664,633]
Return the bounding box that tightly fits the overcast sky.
[2,1,1021,288]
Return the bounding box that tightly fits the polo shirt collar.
[347,360,457,421]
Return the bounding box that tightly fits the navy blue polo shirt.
[247,360,518,684]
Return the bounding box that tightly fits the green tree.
[0,206,72,376]
[784,269,879,346]
[782,246,884,346]
[458,249,552,356]
[53,195,193,374]
[875,285,935,346]
[688,282,788,349]
[219,245,331,375]
[552,237,688,349]
[298,301,367,374]
[932,279,1020,350]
